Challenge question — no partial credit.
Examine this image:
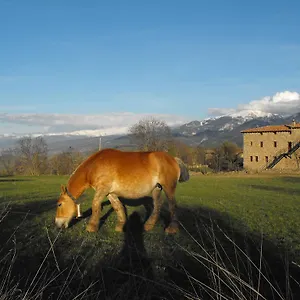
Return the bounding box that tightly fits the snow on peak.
[227,110,276,119]
[46,126,130,137]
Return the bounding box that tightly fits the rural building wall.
[243,128,300,171]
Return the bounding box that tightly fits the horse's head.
[55,184,77,229]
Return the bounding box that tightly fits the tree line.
[129,117,243,173]
[0,117,243,176]
[0,136,85,176]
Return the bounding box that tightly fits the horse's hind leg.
[164,184,179,234]
[87,190,106,232]
[144,186,163,231]
[107,194,127,232]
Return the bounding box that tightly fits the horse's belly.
[115,186,153,199]
[111,180,155,199]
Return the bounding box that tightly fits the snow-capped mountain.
[33,126,130,138]
[1,110,300,153]
[173,111,299,147]
[174,111,281,136]
[227,110,276,119]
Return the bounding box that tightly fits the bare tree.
[129,117,171,151]
[194,145,206,165]
[15,136,48,175]
[49,149,85,175]
[0,149,16,175]
[167,140,193,165]
[207,141,242,172]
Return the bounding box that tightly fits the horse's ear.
[60,184,67,194]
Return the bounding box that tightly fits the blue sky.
[0,0,300,135]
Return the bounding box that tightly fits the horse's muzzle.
[55,217,70,229]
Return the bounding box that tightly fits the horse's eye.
[58,203,62,207]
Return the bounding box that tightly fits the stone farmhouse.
[241,121,300,171]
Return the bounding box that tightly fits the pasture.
[1,173,300,299]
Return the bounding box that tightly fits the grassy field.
[1,173,300,299]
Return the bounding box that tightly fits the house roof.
[241,122,300,133]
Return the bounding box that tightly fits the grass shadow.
[0,178,32,182]
[247,184,300,195]
[1,196,300,299]
[161,204,300,300]
[0,198,57,223]
[56,199,300,299]
[280,176,300,184]
[0,198,57,252]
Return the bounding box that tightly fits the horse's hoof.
[144,223,154,231]
[86,223,98,232]
[115,223,124,232]
[165,222,179,234]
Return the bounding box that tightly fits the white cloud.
[208,91,300,117]
[207,108,236,116]
[0,112,190,136]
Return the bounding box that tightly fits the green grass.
[178,174,300,252]
[1,174,300,299]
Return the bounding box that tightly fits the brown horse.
[55,148,189,234]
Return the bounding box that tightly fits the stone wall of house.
[243,128,300,171]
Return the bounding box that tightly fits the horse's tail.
[174,157,190,182]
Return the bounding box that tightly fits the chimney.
[292,119,296,127]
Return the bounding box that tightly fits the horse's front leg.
[86,190,106,232]
[107,194,127,232]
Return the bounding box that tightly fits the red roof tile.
[241,122,300,133]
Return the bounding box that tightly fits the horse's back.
[86,149,180,189]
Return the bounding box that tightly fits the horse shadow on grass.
[1,196,300,299]
[66,196,300,299]
[96,211,157,300]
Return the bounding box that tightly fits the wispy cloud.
[0,112,190,136]
[0,105,37,111]
[208,91,300,117]
[2,90,299,137]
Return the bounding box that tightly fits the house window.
[288,142,292,151]
[250,141,253,146]
[260,132,263,135]
[255,156,259,162]
[274,141,277,148]
[265,156,269,163]
[250,156,253,162]
[260,141,263,147]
